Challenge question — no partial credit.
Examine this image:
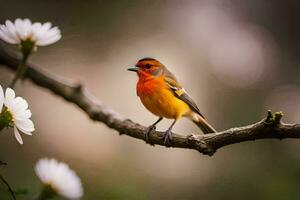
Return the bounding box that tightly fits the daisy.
[0,85,34,144]
[0,19,61,88]
[35,158,83,200]
[0,18,61,47]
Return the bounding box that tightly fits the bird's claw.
[163,129,173,146]
[145,125,156,145]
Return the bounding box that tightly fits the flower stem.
[35,185,56,200]
[9,53,29,89]
[0,175,16,200]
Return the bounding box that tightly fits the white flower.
[0,18,61,46]
[0,85,34,144]
[35,158,83,200]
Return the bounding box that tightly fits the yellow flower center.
[0,106,13,130]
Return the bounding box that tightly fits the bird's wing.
[163,72,205,118]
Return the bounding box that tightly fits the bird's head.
[128,57,164,78]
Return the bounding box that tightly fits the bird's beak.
[127,66,139,72]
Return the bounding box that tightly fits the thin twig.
[0,175,16,200]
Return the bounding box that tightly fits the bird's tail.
[192,114,217,134]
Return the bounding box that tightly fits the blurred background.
[0,0,300,199]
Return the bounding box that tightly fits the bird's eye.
[145,64,152,69]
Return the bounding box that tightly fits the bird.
[128,57,216,145]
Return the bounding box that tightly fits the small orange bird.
[128,58,216,145]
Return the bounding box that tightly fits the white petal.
[36,26,61,46]
[15,119,34,133]
[37,34,61,46]
[40,22,52,34]
[0,30,15,44]
[22,19,32,40]
[0,85,3,112]
[5,20,19,42]
[4,88,15,108]
[11,97,28,113]
[0,25,18,44]
[21,130,32,136]
[14,19,23,38]
[14,126,23,144]
[0,33,14,44]
[14,109,32,121]
[15,18,27,40]
[0,31,14,44]
[30,22,42,40]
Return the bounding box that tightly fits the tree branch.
[0,45,299,156]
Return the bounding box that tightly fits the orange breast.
[137,76,190,119]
